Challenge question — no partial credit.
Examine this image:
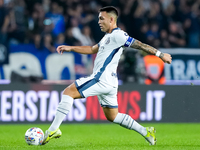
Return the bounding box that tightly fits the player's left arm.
[130,40,172,64]
[57,44,99,55]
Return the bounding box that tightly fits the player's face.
[98,12,111,33]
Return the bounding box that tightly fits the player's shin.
[48,95,73,131]
[113,113,147,136]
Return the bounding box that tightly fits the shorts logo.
[105,37,110,44]
[111,72,117,77]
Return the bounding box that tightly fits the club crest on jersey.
[105,37,110,44]
[124,32,128,36]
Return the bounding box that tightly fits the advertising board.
[0,84,199,123]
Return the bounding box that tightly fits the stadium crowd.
[0,0,200,49]
[0,0,200,83]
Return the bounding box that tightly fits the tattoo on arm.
[130,40,164,58]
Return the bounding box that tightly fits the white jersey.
[92,28,135,87]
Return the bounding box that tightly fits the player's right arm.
[56,44,99,55]
[114,30,172,64]
[130,40,172,64]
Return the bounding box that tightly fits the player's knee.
[63,86,72,95]
[63,83,82,99]
[105,114,117,122]
[103,107,118,122]
[106,117,114,122]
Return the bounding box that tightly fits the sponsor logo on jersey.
[105,37,110,44]
[100,46,104,51]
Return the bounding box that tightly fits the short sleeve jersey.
[93,28,135,87]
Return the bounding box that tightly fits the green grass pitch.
[0,123,199,150]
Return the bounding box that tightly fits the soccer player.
[42,6,172,145]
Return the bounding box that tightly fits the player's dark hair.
[99,6,119,17]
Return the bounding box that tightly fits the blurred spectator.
[99,0,114,7]
[68,3,94,26]
[55,33,65,46]
[42,0,50,13]
[182,0,200,48]
[65,28,81,46]
[147,1,163,24]
[43,33,55,53]
[79,25,95,46]
[168,21,186,47]
[45,1,65,37]
[33,33,42,49]
[126,0,140,38]
[146,22,160,48]
[24,0,42,13]
[27,2,46,43]
[133,1,147,39]
[159,29,171,48]
[161,1,177,29]
[0,0,9,45]
[42,18,54,34]
[70,17,86,45]
[87,1,104,43]
[34,2,46,31]
[6,0,26,44]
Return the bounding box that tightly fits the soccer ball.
[25,127,44,145]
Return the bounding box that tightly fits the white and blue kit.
[75,28,135,108]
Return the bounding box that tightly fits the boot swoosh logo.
[49,132,56,137]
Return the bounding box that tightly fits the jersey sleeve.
[114,30,135,47]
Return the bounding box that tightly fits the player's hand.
[56,45,72,55]
[161,53,172,64]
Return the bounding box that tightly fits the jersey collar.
[111,27,120,33]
